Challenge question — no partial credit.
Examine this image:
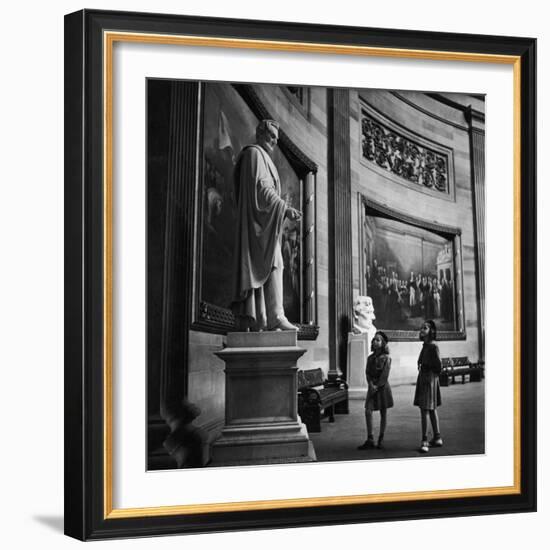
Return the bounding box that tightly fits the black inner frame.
[64,9,537,541]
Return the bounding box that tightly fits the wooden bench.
[297,368,349,433]
[440,357,484,386]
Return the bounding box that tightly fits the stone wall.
[350,90,483,385]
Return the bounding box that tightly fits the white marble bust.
[352,295,377,336]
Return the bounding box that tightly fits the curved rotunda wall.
[350,89,484,385]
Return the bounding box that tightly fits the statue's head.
[256,119,280,154]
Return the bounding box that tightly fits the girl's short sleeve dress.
[365,353,394,411]
[413,342,442,410]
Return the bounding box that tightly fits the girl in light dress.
[413,319,443,453]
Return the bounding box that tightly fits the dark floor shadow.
[33,515,64,533]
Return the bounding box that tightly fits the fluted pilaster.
[328,89,353,379]
[156,81,207,467]
[467,107,486,361]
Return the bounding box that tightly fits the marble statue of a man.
[231,119,301,332]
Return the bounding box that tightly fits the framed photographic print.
[64,9,536,540]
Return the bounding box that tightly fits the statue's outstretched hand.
[285,207,302,221]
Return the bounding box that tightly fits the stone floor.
[308,381,485,462]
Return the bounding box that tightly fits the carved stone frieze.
[361,110,450,193]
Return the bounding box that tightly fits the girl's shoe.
[419,440,429,453]
[377,436,384,449]
[357,439,376,450]
[429,437,443,447]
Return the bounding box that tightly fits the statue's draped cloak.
[231,145,286,325]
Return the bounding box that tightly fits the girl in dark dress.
[414,320,443,453]
[357,331,394,450]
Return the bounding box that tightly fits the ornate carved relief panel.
[360,98,456,201]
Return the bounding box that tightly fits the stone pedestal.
[347,332,370,399]
[211,331,316,466]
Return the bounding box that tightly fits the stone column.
[211,331,316,466]
[327,88,353,381]
[158,81,208,468]
[466,107,486,361]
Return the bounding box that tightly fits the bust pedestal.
[347,332,373,399]
[210,331,316,466]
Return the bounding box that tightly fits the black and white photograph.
[147,80,486,469]
[0,0,543,546]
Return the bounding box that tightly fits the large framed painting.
[359,196,466,340]
[64,9,536,541]
[180,81,319,338]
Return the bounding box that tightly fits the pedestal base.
[347,332,371,398]
[211,421,316,466]
[211,331,316,466]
